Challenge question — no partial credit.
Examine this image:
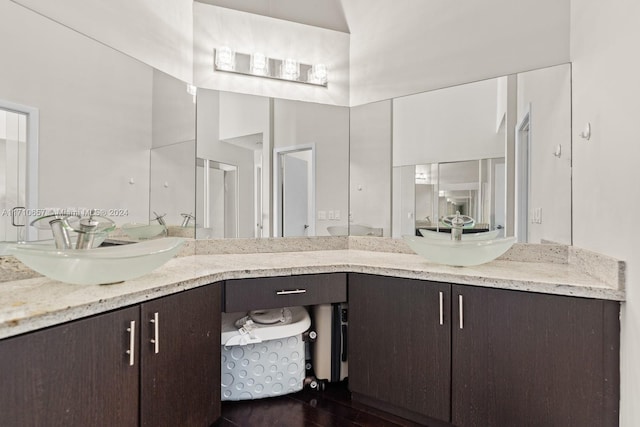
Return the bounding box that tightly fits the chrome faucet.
[180,213,195,227]
[442,211,475,241]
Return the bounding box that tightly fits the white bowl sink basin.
[418,229,501,240]
[403,235,516,267]
[121,223,166,239]
[6,237,184,285]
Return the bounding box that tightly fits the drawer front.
[224,273,347,312]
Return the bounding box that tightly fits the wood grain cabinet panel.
[0,283,222,427]
[348,274,452,424]
[451,285,620,427]
[347,274,620,427]
[0,306,140,427]
[140,284,221,427]
[225,273,347,312]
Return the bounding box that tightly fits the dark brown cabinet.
[451,284,619,427]
[348,274,620,427]
[0,306,140,427]
[224,273,347,312]
[349,274,452,424]
[0,283,221,427]
[140,283,221,427]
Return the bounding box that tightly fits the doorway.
[0,100,38,242]
[515,108,531,243]
[274,146,315,237]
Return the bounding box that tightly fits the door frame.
[0,99,39,241]
[515,104,531,243]
[273,144,315,237]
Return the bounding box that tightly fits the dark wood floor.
[214,381,426,427]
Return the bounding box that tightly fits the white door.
[282,153,309,237]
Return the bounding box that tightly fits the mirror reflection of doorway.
[196,158,238,238]
[274,146,314,237]
[516,110,531,243]
[0,101,38,242]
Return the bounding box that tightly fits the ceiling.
[195,0,350,33]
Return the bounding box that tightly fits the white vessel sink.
[5,237,184,285]
[418,229,501,240]
[403,235,516,267]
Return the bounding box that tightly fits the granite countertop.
[0,246,625,340]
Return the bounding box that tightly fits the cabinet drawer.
[224,273,347,312]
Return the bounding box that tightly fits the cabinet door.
[349,274,451,423]
[0,307,140,427]
[140,283,221,427]
[452,285,620,427]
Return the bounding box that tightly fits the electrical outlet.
[328,210,335,220]
[318,210,326,220]
[334,210,341,220]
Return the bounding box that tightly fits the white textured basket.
[221,306,310,401]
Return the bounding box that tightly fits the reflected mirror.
[1,3,196,242]
[195,90,349,239]
[352,63,572,244]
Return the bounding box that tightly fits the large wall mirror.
[0,2,196,242]
[351,63,572,245]
[195,89,349,239]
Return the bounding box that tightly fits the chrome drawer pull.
[459,295,464,329]
[276,289,307,295]
[126,320,135,366]
[439,291,444,325]
[150,312,159,354]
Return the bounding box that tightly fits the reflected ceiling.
[195,0,350,33]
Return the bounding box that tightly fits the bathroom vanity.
[0,245,623,427]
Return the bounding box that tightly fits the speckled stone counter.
[0,246,625,340]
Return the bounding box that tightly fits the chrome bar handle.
[126,320,136,366]
[276,289,307,295]
[150,312,159,354]
[459,295,464,329]
[439,291,444,325]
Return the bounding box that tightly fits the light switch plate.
[328,210,335,220]
[334,210,341,220]
[318,210,326,220]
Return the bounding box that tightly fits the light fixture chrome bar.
[214,49,328,88]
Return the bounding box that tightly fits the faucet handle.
[180,213,195,227]
[152,211,167,226]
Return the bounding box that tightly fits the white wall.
[344,0,570,106]
[516,64,572,244]
[570,1,640,425]
[193,2,350,106]
[393,78,505,167]
[0,0,152,224]
[349,100,392,236]
[11,0,193,83]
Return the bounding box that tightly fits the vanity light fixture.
[213,48,328,87]
[250,52,269,76]
[280,58,300,80]
[215,46,236,71]
[308,64,328,85]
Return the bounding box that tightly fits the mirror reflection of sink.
[327,225,383,237]
[418,229,501,240]
[121,223,166,239]
[4,237,184,285]
[403,235,516,267]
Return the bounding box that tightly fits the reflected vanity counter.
[0,237,624,339]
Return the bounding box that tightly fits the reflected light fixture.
[213,48,328,87]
